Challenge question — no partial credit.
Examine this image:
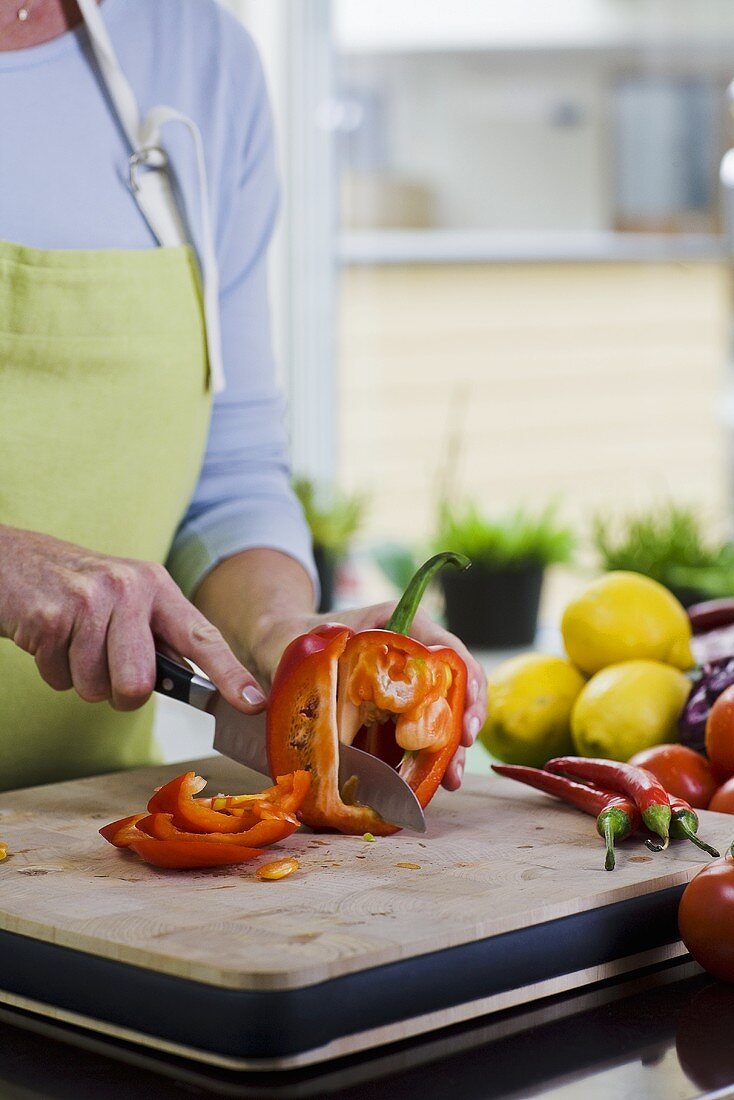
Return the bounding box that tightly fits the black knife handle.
[154,653,196,705]
[154,653,217,712]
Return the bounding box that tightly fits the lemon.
[480,653,586,768]
[571,659,690,761]
[561,571,693,677]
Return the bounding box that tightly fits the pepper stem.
[386,552,471,635]
[676,820,720,859]
[603,815,616,871]
[642,805,671,849]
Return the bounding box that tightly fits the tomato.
[678,855,734,982]
[709,777,734,814]
[628,744,717,810]
[706,685,734,782]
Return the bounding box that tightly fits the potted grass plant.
[593,503,734,608]
[434,502,575,648]
[293,478,367,612]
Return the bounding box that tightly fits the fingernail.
[243,685,266,706]
[457,761,464,782]
[468,715,481,741]
[469,679,479,704]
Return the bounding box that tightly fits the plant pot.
[313,544,340,613]
[440,563,544,649]
[667,584,711,610]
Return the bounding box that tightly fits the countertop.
[1,958,733,1098]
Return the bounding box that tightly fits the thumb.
[153,594,266,713]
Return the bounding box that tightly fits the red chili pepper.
[267,553,469,835]
[645,795,720,859]
[492,764,641,871]
[545,757,672,847]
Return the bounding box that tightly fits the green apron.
[0,0,227,792]
[0,240,211,790]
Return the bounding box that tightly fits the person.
[0,0,486,793]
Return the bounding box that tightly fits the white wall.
[335,0,734,53]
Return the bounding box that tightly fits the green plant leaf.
[592,503,734,599]
[433,502,574,569]
[293,477,368,553]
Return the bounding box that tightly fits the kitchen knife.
[154,653,426,832]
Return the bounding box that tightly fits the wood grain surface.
[1,757,731,993]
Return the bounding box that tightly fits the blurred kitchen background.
[159,0,734,760]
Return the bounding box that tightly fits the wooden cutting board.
[0,757,731,1070]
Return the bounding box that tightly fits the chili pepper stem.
[641,805,671,847]
[602,815,616,872]
[386,552,470,635]
[675,821,720,859]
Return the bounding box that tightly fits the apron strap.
[75,0,225,393]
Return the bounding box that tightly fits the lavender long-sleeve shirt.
[0,0,316,597]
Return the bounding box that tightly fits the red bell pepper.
[128,838,263,869]
[100,808,273,870]
[99,813,149,848]
[139,812,299,848]
[267,552,469,835]
[147,770,310,834]
[202,772,311,819]
[100,771,310,870]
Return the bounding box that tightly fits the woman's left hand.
[253,603,487,791]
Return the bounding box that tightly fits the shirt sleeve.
[165,28,318,602]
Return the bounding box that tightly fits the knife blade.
[154,653,426,832]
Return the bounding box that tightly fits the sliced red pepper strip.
[128,838,263,869]
[139,813,299,848]
[147,772,237,833]
[147,771,310,834]
[204,772,311,819]
[267,555,469,836]
[99,813,149,849]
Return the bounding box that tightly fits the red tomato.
[679,856,734,982]
[709,777,734,814]
[706,685,734,782]
[628,744,717,810]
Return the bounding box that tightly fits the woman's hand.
[253,602,487,791]
[0,526,266,713]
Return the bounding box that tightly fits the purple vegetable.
[679,657,734,753]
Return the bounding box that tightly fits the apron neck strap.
[75,0,225,393]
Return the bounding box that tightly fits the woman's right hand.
[0,526,266,713]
